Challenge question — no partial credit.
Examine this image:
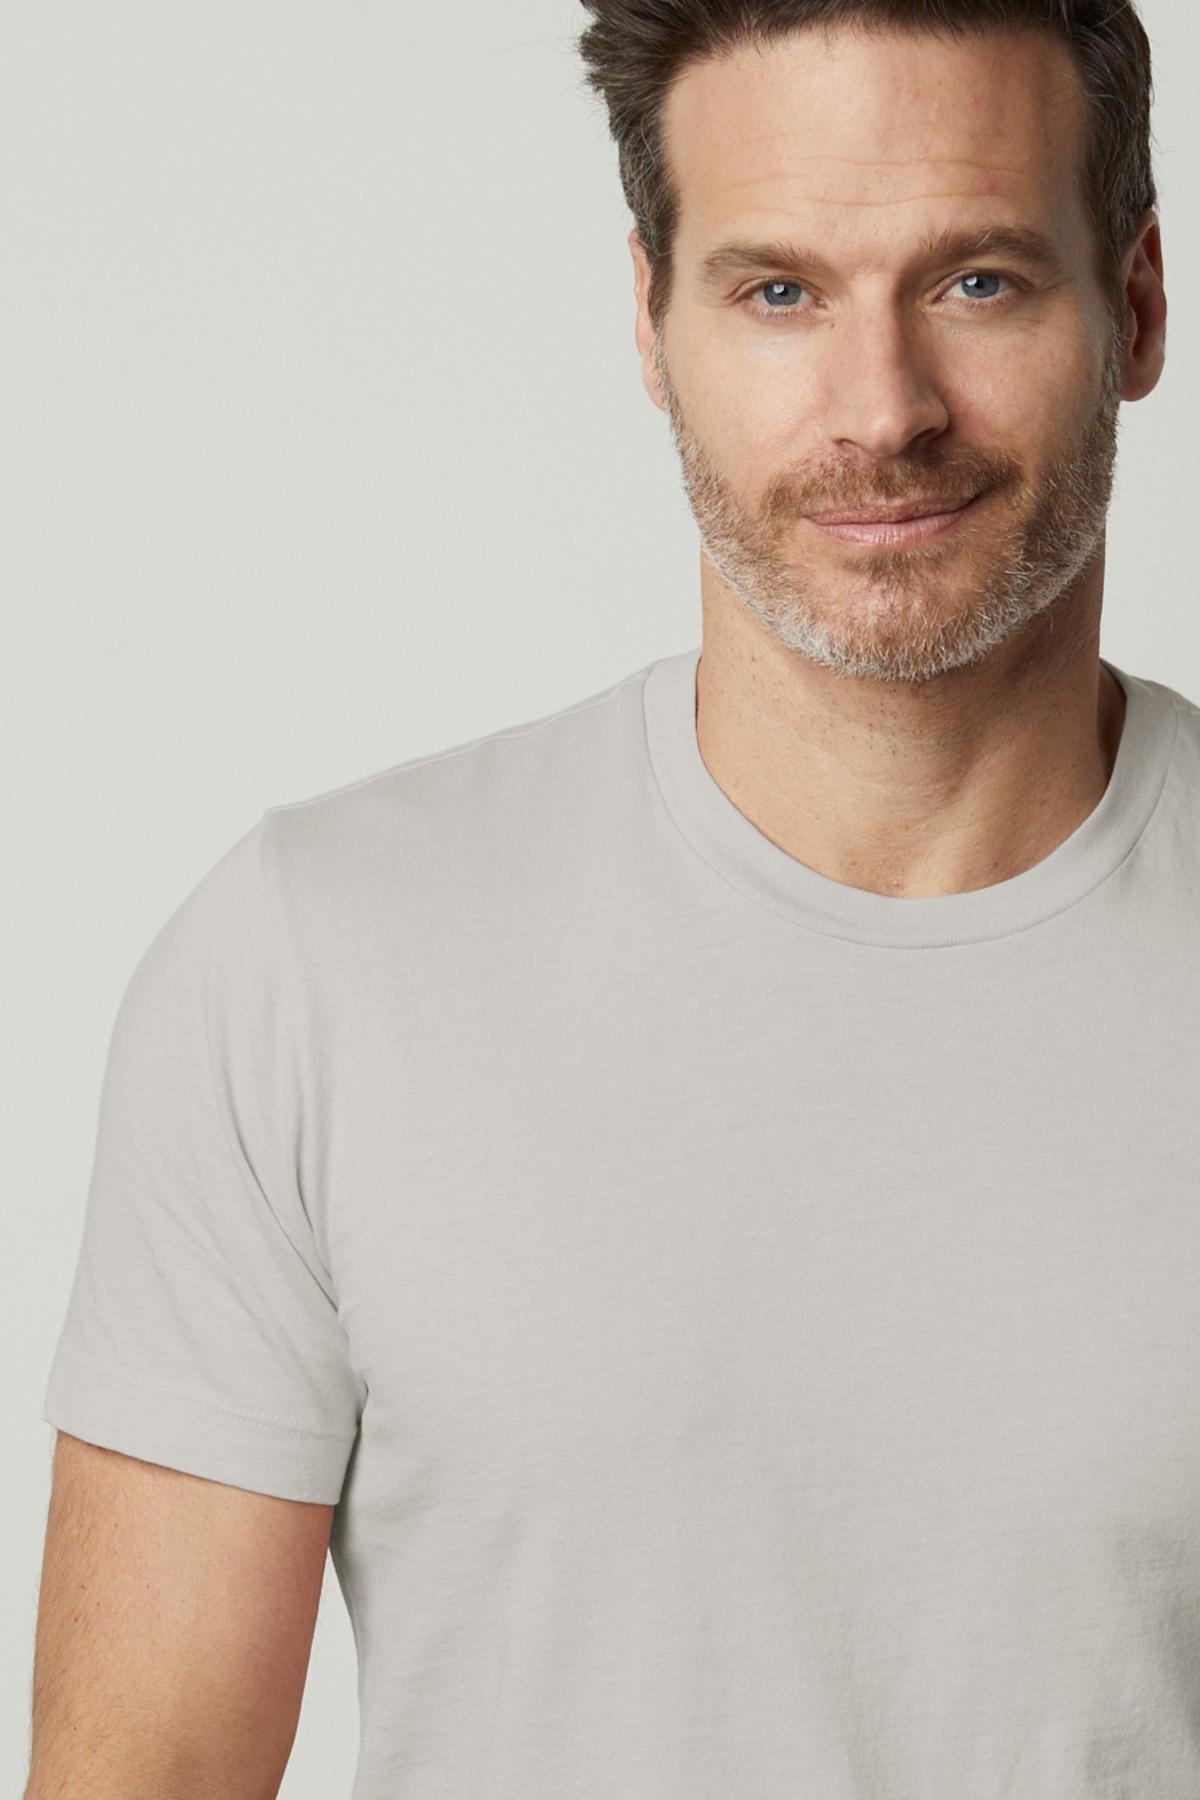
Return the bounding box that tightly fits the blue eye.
[955,271,1008,301]
[761,280,805,308]
[742,267,1025,323]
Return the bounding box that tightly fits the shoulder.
[258,658,657,894]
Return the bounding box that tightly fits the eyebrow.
[697,224,1069,293]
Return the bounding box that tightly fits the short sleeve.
[42,811,364,1504]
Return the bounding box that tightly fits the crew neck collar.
[642,644,1179,949]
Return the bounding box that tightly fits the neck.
[694,577,1126,902]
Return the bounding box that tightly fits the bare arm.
[24,1431,335,1800]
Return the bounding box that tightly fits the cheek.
[671,319,819,439]
[943,324,1099,436]
[687,366,823,477]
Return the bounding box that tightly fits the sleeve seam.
[251,813,342,1298]
[194,833,336,1314]
[51,1347,354,1442]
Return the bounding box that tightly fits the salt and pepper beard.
[652,306,1128,686]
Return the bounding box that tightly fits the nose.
[819,302,951,459]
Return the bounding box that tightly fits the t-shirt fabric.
[42,642,1200,1797]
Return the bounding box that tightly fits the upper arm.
[31,816,362,1794]
[26,1430,334,1800]
[40,815,364,1507]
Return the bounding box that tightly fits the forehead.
[663,26,1090,258]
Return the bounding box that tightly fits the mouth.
[803,493,981,547]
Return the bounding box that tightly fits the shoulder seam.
[264,661,657,817]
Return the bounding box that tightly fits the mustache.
[764,466,1013,522]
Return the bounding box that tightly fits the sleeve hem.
[42,1349,355,1506]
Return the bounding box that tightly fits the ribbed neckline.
[642,643,1179,949]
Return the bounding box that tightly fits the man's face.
[640,25,1134,685]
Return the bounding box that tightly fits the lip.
[805,493,980,546]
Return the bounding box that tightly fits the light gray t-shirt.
[43,643,1200,1797]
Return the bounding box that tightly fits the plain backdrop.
[4,1,1196,1791]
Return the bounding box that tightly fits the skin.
[632,24,1167,899]
[24,1434,332,1798]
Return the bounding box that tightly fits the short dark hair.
[575,0,1157,334]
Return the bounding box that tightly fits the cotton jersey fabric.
[43,642,1200,1798]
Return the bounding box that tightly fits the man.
[26,1,1194,1795]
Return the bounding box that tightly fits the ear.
[1116,209,1166,403]
[630,228,668,412]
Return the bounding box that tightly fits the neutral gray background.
[5,1,1195,1791]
